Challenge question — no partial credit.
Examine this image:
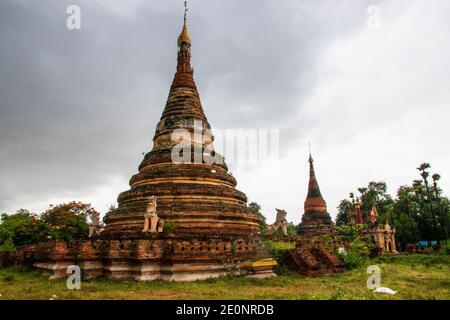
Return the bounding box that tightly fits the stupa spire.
[159,1,205,121]
[170,1,196,92]
[305,152,326,209]
[306,144,323,199]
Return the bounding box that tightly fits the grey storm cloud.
[1,0,449,224]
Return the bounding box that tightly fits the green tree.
[336,199,354,226]
[394,185,418,244]
[0,209,49,249]
[40,202,99,242]
[357,181,394,223]
[412,179,432,243]
[432,173,449,240]
[337,181,394,225]
[417,163,440,242]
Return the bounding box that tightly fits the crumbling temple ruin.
[0,8,276,281]
[290,154,345,276]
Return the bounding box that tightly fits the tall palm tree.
[357,188,368,211]
[399,186,418,243]
[417,163,439,243]
[432,174,448,240]
[413,179,429,244]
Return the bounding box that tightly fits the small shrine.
[355,202,398,254]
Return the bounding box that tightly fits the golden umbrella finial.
[178,1,191,46]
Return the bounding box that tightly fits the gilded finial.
[178,1,191,46]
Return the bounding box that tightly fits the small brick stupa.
[298,153,334,236]
[290,153,344,276]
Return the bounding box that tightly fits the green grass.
[0,254,448,300]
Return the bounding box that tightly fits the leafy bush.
[337,236,374,269]
[335,223,378,268]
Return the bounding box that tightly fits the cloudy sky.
[1,0,449,224]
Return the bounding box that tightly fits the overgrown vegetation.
[338,236,376,269]
[334,224,377,269]
[163,220,177,234]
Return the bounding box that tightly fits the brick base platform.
[0,236,276,281]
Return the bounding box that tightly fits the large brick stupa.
[0,8,275,282]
